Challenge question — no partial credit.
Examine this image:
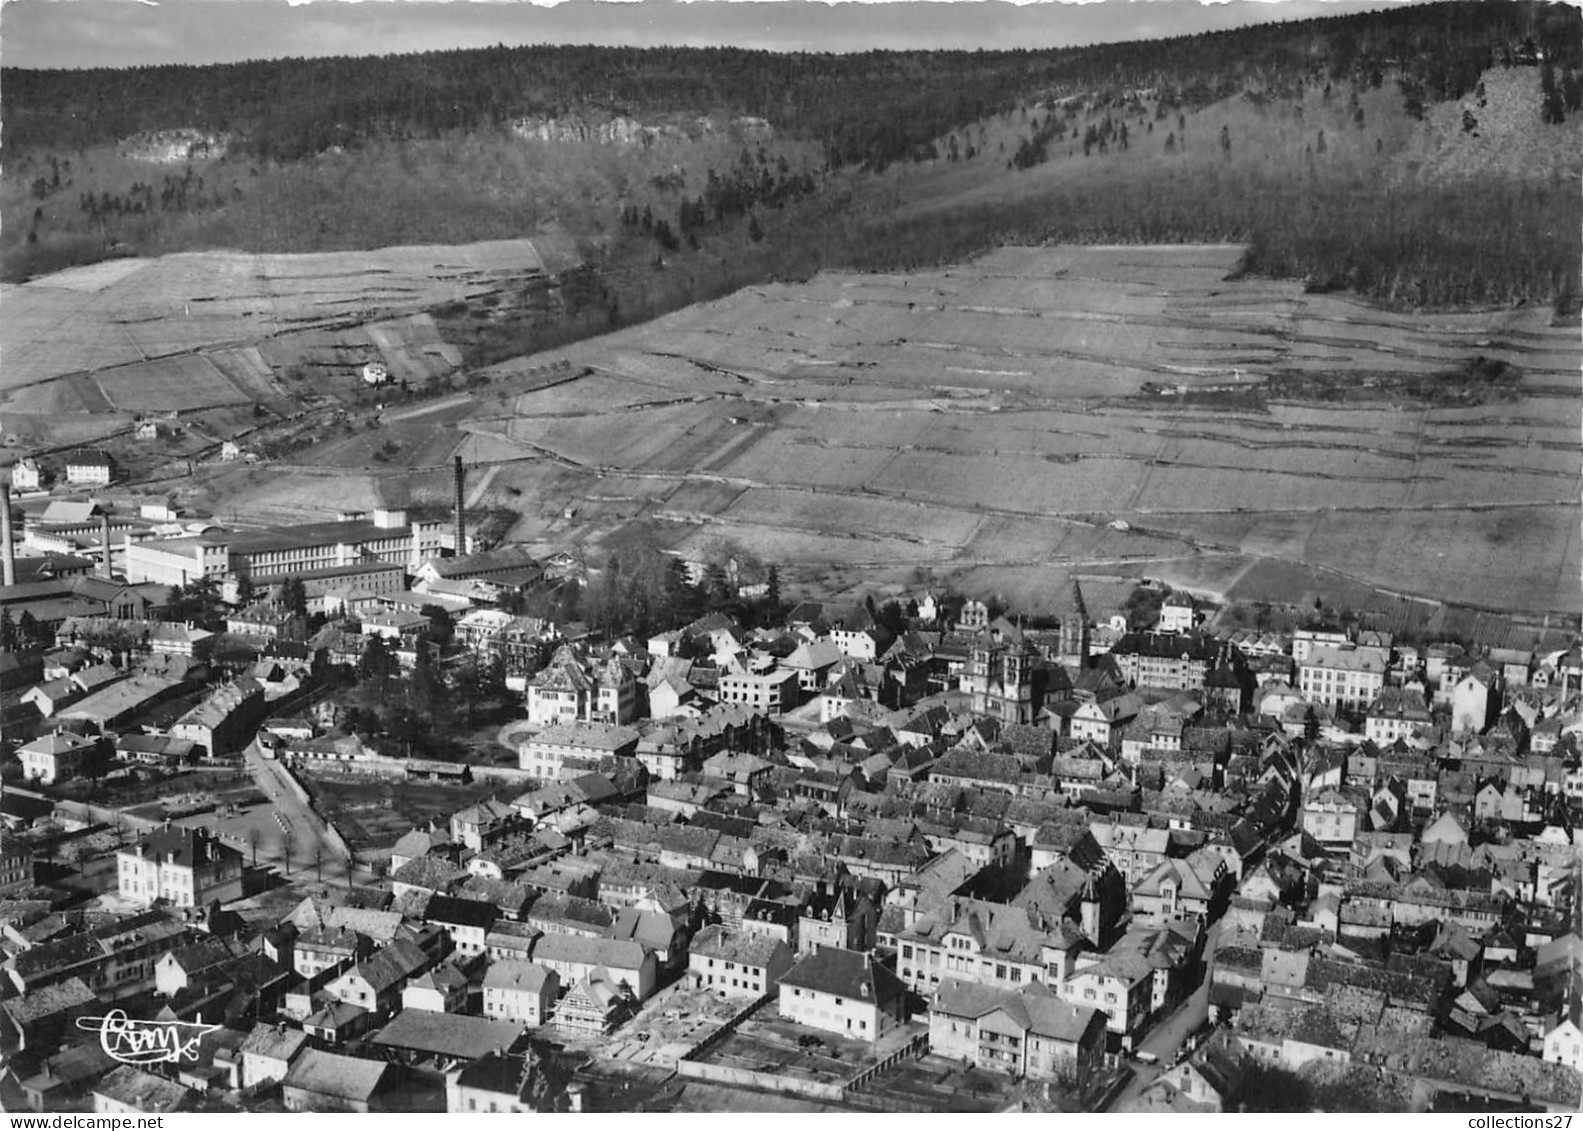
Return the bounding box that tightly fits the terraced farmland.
[0,239,548,450]
[452,244,1580,617]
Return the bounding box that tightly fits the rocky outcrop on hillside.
[1400,66,1583,184]
[510,114,774,146]
[118,129,228,164]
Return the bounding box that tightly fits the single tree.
[1541,59,1567,124]
[281,576,309,620]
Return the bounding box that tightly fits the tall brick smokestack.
[1,484,15,588]
[100,514,113,579]
[453,455,466,556]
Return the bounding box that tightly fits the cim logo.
[75,1010,221,1066]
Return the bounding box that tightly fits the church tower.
[1060,580,1091,668]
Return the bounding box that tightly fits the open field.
[13,236,1577,624]
[377,243,1577,617]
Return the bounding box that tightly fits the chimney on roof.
[453,456,466,556]
[100,514,113,579]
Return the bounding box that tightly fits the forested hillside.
[7,1,1576,167]
[4,0,1579,314]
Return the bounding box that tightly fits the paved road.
[1107,919,1221,1111]
[237,741,354,885]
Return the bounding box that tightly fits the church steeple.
[1061,579,1091,669]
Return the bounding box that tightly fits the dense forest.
[3,1,1580,312]
[6,2,1577,169]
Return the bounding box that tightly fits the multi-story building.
[1364,687,1432,744]
[456,610,557,674]
[123,536,232,587]
[481,961,559,1025]
[530,935,656,1001]
[1130,854,1228,928]
[297,561,408,614]
[170,677,266,756]
[64,450,115,487]
[797,883,876,956]
[1291,628,1350,664]
[526,647,637,726]
[777,946,907,1043]
[116,826,244,909]
[688,925,794,998]
[517,722,640,779]
[1089,822,1170,888]
[1450,663,1501,734]
[16,732,98,785]
[1059,949,1155,1045]
[1107,632,1221,692]
[1299,646,1387,711]
[897,897,1088,995]
[449,798,520,853]
[1301,789,1360,844]
[11,457,45,491]
[715,668,800,715]
[0,842,34,892]
[930,979,1107,1084]
[124,514,449,588]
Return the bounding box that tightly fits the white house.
[11,458,45,491]
[65,449,114,486]
[1542,993,1582,1073]
[688,925,794,999]
[116,826,245,909]
[777,946,907,1043]
[1450,664,1500,734]
[481,961,559,1026]
[16,732,97,785]
[1298,646,1386,711]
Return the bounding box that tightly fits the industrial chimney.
[1,483,14,588]
[452,455,466,557]
[100,513,113,579]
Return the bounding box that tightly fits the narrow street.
[1106,919,1221,1111]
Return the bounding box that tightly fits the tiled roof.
[780,945,905,1003]
[282,1049,389,1102]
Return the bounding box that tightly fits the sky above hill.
[3,0,1424,69]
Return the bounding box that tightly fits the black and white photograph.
[0,0,1579,1117]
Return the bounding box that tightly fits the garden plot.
[96,354,253,412]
